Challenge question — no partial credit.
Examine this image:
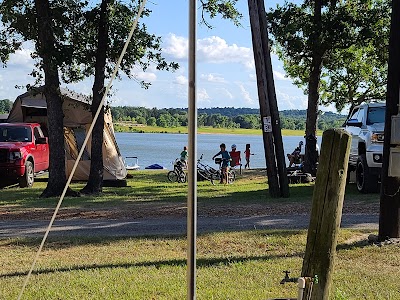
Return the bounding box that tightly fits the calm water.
[116,132,318,170]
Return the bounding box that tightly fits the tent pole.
[187,0,197,299]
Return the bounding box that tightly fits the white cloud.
[218,88,234,100]
[276,89,307,110]
[134,72,157,82]
[273,70,289,81]
[197,88,210,103]
[163,34,254,69]
[8,49,34,67]
[173,75,188,85]
[249,74,256,82]
[237,84,254,105]
[163,34,188,59]
[200,73,225,83]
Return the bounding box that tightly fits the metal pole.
[187,0,197,299]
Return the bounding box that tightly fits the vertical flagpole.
[187,0,197,299]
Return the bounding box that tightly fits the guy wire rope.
[17,1,148,299]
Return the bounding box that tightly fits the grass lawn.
[0,170,379,219]
[0,170,390,299]
[1,230,399,299]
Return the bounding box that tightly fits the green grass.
[0,171,390,299]
[114,123,324,136]
[0,230,399,299]
[0,170,379,217]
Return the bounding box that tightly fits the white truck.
[344,102,385,193]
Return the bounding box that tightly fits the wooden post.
[248,0,280,198]
[301,129,351,300]
[256,0,290,198]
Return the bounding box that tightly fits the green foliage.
[111,106,346,131]
[267,0,390,112]
[200,0,242,28]
[0,98,12,113]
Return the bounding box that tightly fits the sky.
[0,0,337,112]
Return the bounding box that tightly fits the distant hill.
[110,106,346,131]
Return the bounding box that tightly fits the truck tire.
[356,155,379,193]
[19,161,34,188]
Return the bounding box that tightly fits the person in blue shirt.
[212,143,231,184]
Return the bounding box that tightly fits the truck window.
[356,108,365,123]
[349,108,359,120]
[33,127,45,142]
[367,107,386,125]
[0,127,32,142]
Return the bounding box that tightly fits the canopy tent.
[7,87,127,184]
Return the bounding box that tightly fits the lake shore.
[114,123,323,136]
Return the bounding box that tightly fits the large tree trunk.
[35,0,69,197]
[80,0,109,195]
[303,0,323,176]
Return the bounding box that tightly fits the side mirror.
[36,137,48,144]
[346,119,362,128]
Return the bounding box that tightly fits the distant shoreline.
[114,123,322,136]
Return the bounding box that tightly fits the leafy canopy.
[267,0,390,112]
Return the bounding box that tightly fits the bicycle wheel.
[227,171,235,184]
[178,171,187,183]
[198,168,214,185]
[167,171,178,182]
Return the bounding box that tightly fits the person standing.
[212,143,231,184]
[180,146,188,169]
[244,143,252,169]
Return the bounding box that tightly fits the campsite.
[0,170,398,299]
[1,0,400,299]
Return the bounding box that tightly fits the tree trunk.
[80,0,109,195]
[379,0,400,240]
[303,0,323,176]
[35,0,69,197]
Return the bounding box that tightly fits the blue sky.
[0,0,335,112]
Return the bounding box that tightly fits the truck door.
[33,126,49,171]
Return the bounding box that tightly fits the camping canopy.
[8,87,127,182]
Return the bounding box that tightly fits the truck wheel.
[19,161,34,188]
[356,155,379,193]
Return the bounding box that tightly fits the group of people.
[212,143,252,183]
[178,143,253,184]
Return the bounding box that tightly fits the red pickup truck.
[0,123,49,188]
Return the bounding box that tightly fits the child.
[244,143,251,169]
[180,146,188,169]
[212,143,231,184]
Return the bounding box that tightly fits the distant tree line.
[0,99,12,113]
[111,106,346,131]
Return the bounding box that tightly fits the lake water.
[116,132,318,170]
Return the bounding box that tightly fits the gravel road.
[0,214,378,238]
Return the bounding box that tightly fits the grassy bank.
[114,123,324,136]
[1,229,399,299]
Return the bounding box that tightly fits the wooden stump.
[301,129,351,300]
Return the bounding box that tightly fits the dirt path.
[0,201,379,221]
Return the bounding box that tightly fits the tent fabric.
[7,87,127,181]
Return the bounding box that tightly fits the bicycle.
[214,157,235,184]
[167,159,187,183]
[197,154,220,185]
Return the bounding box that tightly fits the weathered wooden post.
[301,129,351,300]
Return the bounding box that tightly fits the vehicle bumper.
[0,162,25,178]
[366,151,383,169]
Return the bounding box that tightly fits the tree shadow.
[0,251,304,279]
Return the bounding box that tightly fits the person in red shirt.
[244,143,252,169]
